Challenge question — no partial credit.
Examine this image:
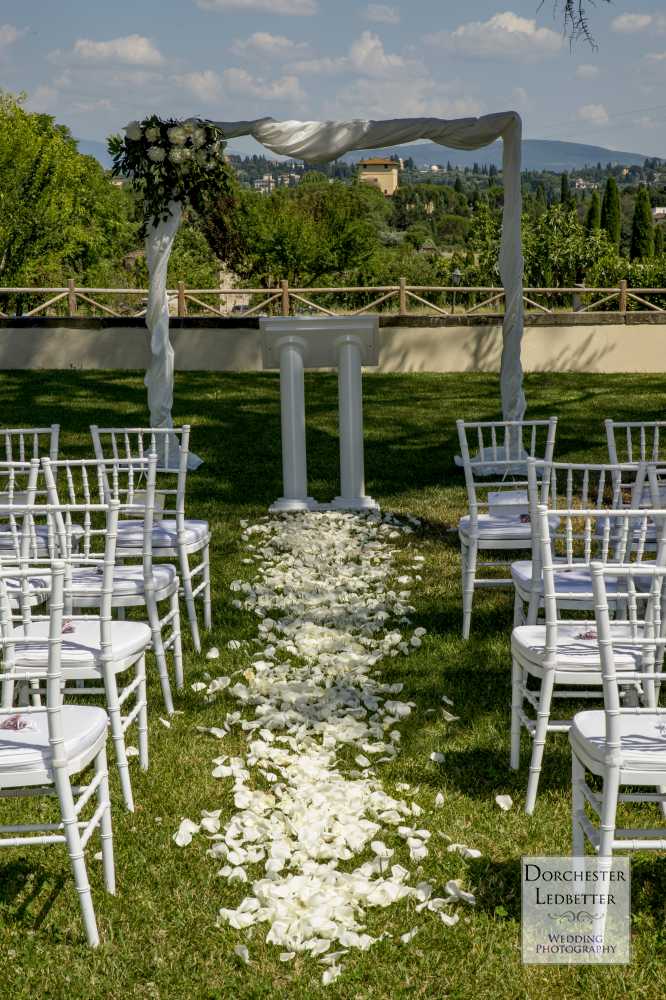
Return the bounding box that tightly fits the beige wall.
[0,319,663,373]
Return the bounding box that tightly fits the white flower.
[124,120,143,141]
[192,127,207,148]
[147,146,166,163]
[195,149,209,167]
[169,147,186,164]
[145,126,161,142]
[167,126,187,146]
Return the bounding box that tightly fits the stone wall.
[0,314,663,373]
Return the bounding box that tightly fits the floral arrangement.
[107,115,230,234]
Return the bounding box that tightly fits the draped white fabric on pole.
[209,111,526,422]
[145,200,202,468]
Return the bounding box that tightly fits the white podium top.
[259,315,379,370]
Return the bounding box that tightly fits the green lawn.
[2,370,666,1000]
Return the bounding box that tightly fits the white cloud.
[294,30,404,78]
[575,63,599,79]
[577,103,609,125]
[364,4,400,25]
[231,32,309,58]
[429,11,562,59]
[196,0,317,14]
[177,69,223,102]
[611,13,654,33]
[71,35,164,66]
[331,71,483,120]
[0,24,24,47]
[222,67,305,101]
[349,30,404,76]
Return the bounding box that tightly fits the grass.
[1,369,666,1000]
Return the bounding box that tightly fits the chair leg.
[203,543,212,631]
[94,746,116,894]
[598,766,621,859]
[510,658,523,770]
[170,591,184,690]
[106,677,134,813]
[513,589,524,628]
[53,767,99,948]
[461,539,477,640]
[571,752,586,856]
[146,591,174,716]
[178,543,201,653]
[137,654,149,771]
[525,671,555,815]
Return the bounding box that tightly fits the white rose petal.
[495,794,513,811]
[173,818,200,847]
[234,944,250,964]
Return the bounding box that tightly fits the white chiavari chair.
[90,425,211,652]
[0,499,150,812]
[511,503,663,814]
[41,455,181,716]
[571,561,666,858]
[0,562,114,948]
[513,459,646,627]
[455,417,558,638]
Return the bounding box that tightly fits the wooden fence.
[0,278,665,319]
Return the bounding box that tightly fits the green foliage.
[560,172,575,211]
[585,190,601,232]
[600,176,621,248]
[630,185,654,261]
[108,116,234,236]
[656,225,665,257]
[0,91,137,287]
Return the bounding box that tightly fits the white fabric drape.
[209,112,526,422]
[145,200,202,469]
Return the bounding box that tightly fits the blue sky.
[1,0,665,157]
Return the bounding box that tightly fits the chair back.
[0,426,59,463]
[456,418,557,528]
[90,426,190,524]
[590,561,666,753]
[606,419,666,466]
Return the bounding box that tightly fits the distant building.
[652,207,666,221]
[358,157,400,196]
[574,178,598,190]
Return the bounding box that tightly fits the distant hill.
[342,139,656,172]
[77,135,657,174]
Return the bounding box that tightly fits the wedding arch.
[111,111,526,464]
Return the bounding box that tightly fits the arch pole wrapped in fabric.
[208,112,526,422]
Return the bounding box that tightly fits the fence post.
[399,276,407,316]
[177,281,187,317]
[67,278,77,316]
[618,279,628,314]
[281,279,290,317]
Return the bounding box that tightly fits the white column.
[270,336,316,512]
[331,334,378,511]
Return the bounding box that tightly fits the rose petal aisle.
[176,510,469,984]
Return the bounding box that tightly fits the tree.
[600,176,621,248]
[655,225,665,257]
[560,172,575,210]
[0,90,137,287]
[630,185,654,260]
[553,1,612,44]
[585,190,601,232]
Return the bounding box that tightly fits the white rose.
[192,127,206,148]
[124,121,143,141]
[167,126,187,146]
[195,149,209,166]
[147,146,166,162]
[169,147,185,164]
[145,126,161,142]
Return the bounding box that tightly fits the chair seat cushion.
[116,518,209,549]
[570,711,666,773]
[11,619,151,671]
[512,622,643,670]
[511,561,646,596]
[0,523,84,554]
[0,705,107,773]
[70,564,177,597]
[454,447,529,476]
[459,513,533,540]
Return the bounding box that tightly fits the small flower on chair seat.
[62,619,75,634]
[575,630,597,640]
[519,514,531,523]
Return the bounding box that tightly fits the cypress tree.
[585,190,601,232]
[601,176,621,248]
[630,185,654,260]
[655,225,664,256]
[560,172,575,210]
